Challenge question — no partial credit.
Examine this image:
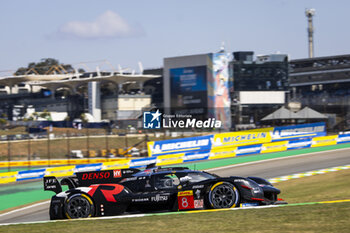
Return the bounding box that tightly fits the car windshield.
[187,172,216,183]
[154,173,180,189]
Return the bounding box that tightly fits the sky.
[0,0,349,73]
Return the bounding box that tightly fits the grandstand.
[290,54,350,130]
[0,68,160,125]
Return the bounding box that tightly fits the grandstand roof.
[261,106,327,121]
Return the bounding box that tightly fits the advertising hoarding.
[170,66,207,116]
[208,53,232,129]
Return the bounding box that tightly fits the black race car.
[44,165,286,219]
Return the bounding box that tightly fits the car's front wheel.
[208,182,240,209]
[65,193,94,219]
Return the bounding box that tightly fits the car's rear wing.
[43,176,62,194]
[44,169,140,193]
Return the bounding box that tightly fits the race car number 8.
[181,197,188,208]
[178,195,194,210]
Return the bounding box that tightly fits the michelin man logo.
[143,110,162,129]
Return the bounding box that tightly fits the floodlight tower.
[305,8,315,58]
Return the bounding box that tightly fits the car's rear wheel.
[65,193,94,219]
[208,182,240,209]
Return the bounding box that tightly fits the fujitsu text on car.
[44,165,286,219]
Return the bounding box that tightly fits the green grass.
[1,202,350,232]
[1,162,350,232]
[274,168,350,203]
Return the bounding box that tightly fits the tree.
[15,58,84,75]
[80,113,88,124]
[39,109,52,121]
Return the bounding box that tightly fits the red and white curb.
[268,164,350,183]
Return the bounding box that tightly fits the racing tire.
[208,182,240,209]
[64,193,95,219]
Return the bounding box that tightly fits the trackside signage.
[147,135,212,156]
[271,122,326,141]
[147,122,327,157]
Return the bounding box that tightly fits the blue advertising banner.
[183,151,210,162]
[287,138,312,150]
[271,122,326,142]
[75,163,102,173]
[336,133,350,144]
[129,157,157,168]
[147,135,213,157]
[16,168,46,181]
[236,144,262,156]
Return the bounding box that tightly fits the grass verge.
[1,202,350,233]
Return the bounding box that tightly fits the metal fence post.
[105,129,109,159]
[7,136,11,172]
[66,130,70,165]
[47,132,51,167]
[86,128,90,162]
[27,137,31,170]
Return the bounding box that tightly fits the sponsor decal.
[82,171,110,180]
[151,194,169,202]
[17,169,46,180]
[241,203,259,207]
[212,128,272,148]
[178,190,193,196]
[272,122,326,140]
[75,164,102,173]
[88,184,124,202]
[195,189,201,199]
[194,199,204,209]
[44,177,59,189]
[113,169,122,178]
[192,185,204,189]
[154,139,209,152]
[132,198,149,202]
[147,135,212,157]
[183,152,210,162]
[236,145,262,155]
[120,177,137,182]
[234,179,246,183]
[130,158,157,168]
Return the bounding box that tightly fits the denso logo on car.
[113,169,122,178]
[82,172,110,180]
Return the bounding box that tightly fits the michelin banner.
[271,122,326,141]
[148,123,326,157]
[147,135,212,157]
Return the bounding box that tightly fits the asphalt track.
[1,147,350,224]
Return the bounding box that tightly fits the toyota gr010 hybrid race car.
[43,165,287,219]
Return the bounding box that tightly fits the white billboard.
[239,91,285,104]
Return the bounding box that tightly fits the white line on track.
[205,147,350,172]
[0,201,50,218]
